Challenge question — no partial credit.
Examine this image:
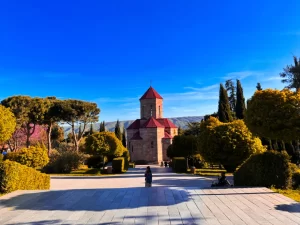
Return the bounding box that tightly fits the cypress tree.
[256,82,262,91]
[122,126,126,147]
[217,84,233,122]
[100,121,105,132]
[115,120,122,141]
[225,79,236,112]
[235,79,246,119]
[89,123,94,134]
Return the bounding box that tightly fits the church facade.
[127,86,178,164]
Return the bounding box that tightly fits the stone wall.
[162,138,172,161]
[140,99,163,119]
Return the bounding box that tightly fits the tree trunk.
[268,139,273,150]
[47,124,52,156]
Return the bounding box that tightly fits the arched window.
[151,141,154,148]
[150,105,153,116]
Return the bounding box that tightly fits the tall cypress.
[89,123,94,134]
[225,79,236,112]
[100,121,105,132]
[217,84,233,122]
[256,82,262,91]
[235,79,246,119]
[122,126,127,147]
[115,120,122,141]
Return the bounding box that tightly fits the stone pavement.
[0,166,300,225]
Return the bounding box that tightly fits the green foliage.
[217,84,233,122]
[112,157,124,173]
[184,122,201,136]
[86,155,104,168]
[225,79,236,112]
[172,157,187,173]
[167,135,197,158]
[114,120,122,141]
[129,162,135,168]
[85,131,126,158]
[0,105,16,143]
[292,172,300,189]
[235,80,246,119]
[234,151,292,189]
[0,154,3,163]
[122,150,130,170]
[122,126,126,148]
[256,82,262,91]
[6,144,49,168]
[280,55,300,92]
[245,89,300,142]
[0,160,50,193]
[42,151,86,174]
[99,121,105,132]
[198,117,266,172]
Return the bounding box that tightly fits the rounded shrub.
[234,151,293,189]
[86,155,103,168]
[5,144,49,168]
[112,157,124,173]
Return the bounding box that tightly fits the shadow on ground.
[276,203,300,212]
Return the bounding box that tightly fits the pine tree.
[256,82,262,91]
[217,84,233,122]
[89,123,94,135]
[122,126,126,147]
[115,120,122,141]
[225,79,236,112]
[99,121,105,132]
[235,79,246,119]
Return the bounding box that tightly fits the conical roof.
[140,86,163,100]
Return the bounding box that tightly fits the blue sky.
[0,1,300,122]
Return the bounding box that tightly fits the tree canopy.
[114,120,122,141]
[280,56,300,92]
[235,79,246,119]
[217,84,233,122]
[0,105,16,143]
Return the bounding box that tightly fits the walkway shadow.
[275,203,300,212]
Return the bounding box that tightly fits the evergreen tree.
[235,79,246,119]
[99,121,105,132]
[89,123,94,135]
[114,120,122,141]
[225,79,236,112]
[256,82,262,91]
[217,84,233,122]
[280,56,300,92]
[122,126,126,147]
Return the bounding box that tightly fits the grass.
[271,188,300,202]
[186,168,231,176]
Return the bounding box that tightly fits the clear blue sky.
[0,0,300,122]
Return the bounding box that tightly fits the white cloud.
[265,76,282,81]
[184,84,219,91]
[223,71,264,80]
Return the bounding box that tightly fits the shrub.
[86,155,103,168]
[129,162,135,168]
[42,151,85,174]
[5,145,49,168]
[0,160,50,193]
[122,150,130,170]
[292,172,300,189]
[112,157,124,173]
[0,154,3,163]
[234,151,292,189]
[172,157,187,173]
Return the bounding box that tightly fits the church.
[127,86,178,164]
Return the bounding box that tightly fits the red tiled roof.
[163,132,172,139]
[142,117,164,128]
[130,131,143,140]
[157,118,177,128]
[127,119,141,130]
[140,86,163,100]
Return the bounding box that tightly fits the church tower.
[139,86,163,119]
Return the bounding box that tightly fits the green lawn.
[271,188,300,202]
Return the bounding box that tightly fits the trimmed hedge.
[129,162,135,168]
[234,151,292,189]
[112,157,124,173]
[172,157,187,173]
[6,145,49,168]
[292,172,300,189]
[0,160,50,193]
[86,155,103,168]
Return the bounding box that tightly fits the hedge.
[0,154,3,163]
[234,151,292,189]
[0,160,50,193]
[129,162,135,168]
[172,157,187,173]
[86,155,103,168]
[292,172,300,189]
[112,157,124,173]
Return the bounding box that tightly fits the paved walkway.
[0,166,300,225]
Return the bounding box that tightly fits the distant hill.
[63,116,203,135]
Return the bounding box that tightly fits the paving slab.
[0,165,299,225]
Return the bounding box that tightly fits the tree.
[0,105,16,143]
[122,126,126,148]
[235,80,246,119]
[198,117,266,172]
[51,124,65,148]
[184,122,201,136]
[114,120,122,141]
[99,121,105,132]
[256,83,262,91]
[166,135,197,159]
[89,123,94,135]
[58,99,100,152]
[225,79,236,112]
[85,131,126,168]
[280,56,300,92]
[245,89,300,142]
[217,84,233,122]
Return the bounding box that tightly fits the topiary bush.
[5,144,49,168]
[0,160,50,193]
[86,155,103,168]
[234,151,292,189]
[172,157,187,173]
[112,157,124,173]
[42,151,85,174]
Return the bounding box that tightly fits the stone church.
[127,86,178,164]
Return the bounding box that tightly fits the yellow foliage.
[0,105,16,143]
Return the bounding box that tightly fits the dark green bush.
[112,157,124,173]
[234,151,292,189]
[122,151,129,170]
[292,172,300,189]
[0,160,50,193]
[0,154,3,163]
[172,157,187,173]
[5,145,49,168]
[129,162,135,168]
[86,155,103,168]
[42,151,85,174]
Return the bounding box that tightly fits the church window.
[151,141,154,148]
[150,105,153,116]
[159,105,161,117]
